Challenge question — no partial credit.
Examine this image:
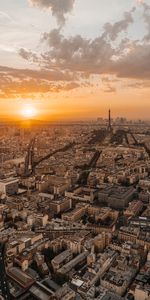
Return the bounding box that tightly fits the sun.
[21,104,37,119]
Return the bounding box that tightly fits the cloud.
[111,43,150,79]
[126,80,150,89]
[22,7,134,75]
[15,4,150,95]
[0,11,14,23]
[101,76,117,93]
[29,0,75,26]
[136,0,145,4]
[18,48,38,62]
[38,25,150,81]
[0,65,79,98]
[103,11,134,41]
[142,2,150,40]
[41,28,115,75]
[103,85,116,93]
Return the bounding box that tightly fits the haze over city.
[0,0,150,120]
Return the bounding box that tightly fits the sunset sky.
[0,0,150,120]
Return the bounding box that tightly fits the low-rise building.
[0,178,19,195]
[51,249,73,272]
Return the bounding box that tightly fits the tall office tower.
[0,243,10,300]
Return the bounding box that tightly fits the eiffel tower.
[107,109,112,133]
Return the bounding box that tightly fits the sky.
[0,0,150,121]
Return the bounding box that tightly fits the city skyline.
[0,0,150,120]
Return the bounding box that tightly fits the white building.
[0,178,19,195]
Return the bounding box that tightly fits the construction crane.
[0,242,11,300]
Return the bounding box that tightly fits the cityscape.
[0,113,150,300]
[0,1,150,300]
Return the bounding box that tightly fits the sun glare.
[21,104,37,119]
